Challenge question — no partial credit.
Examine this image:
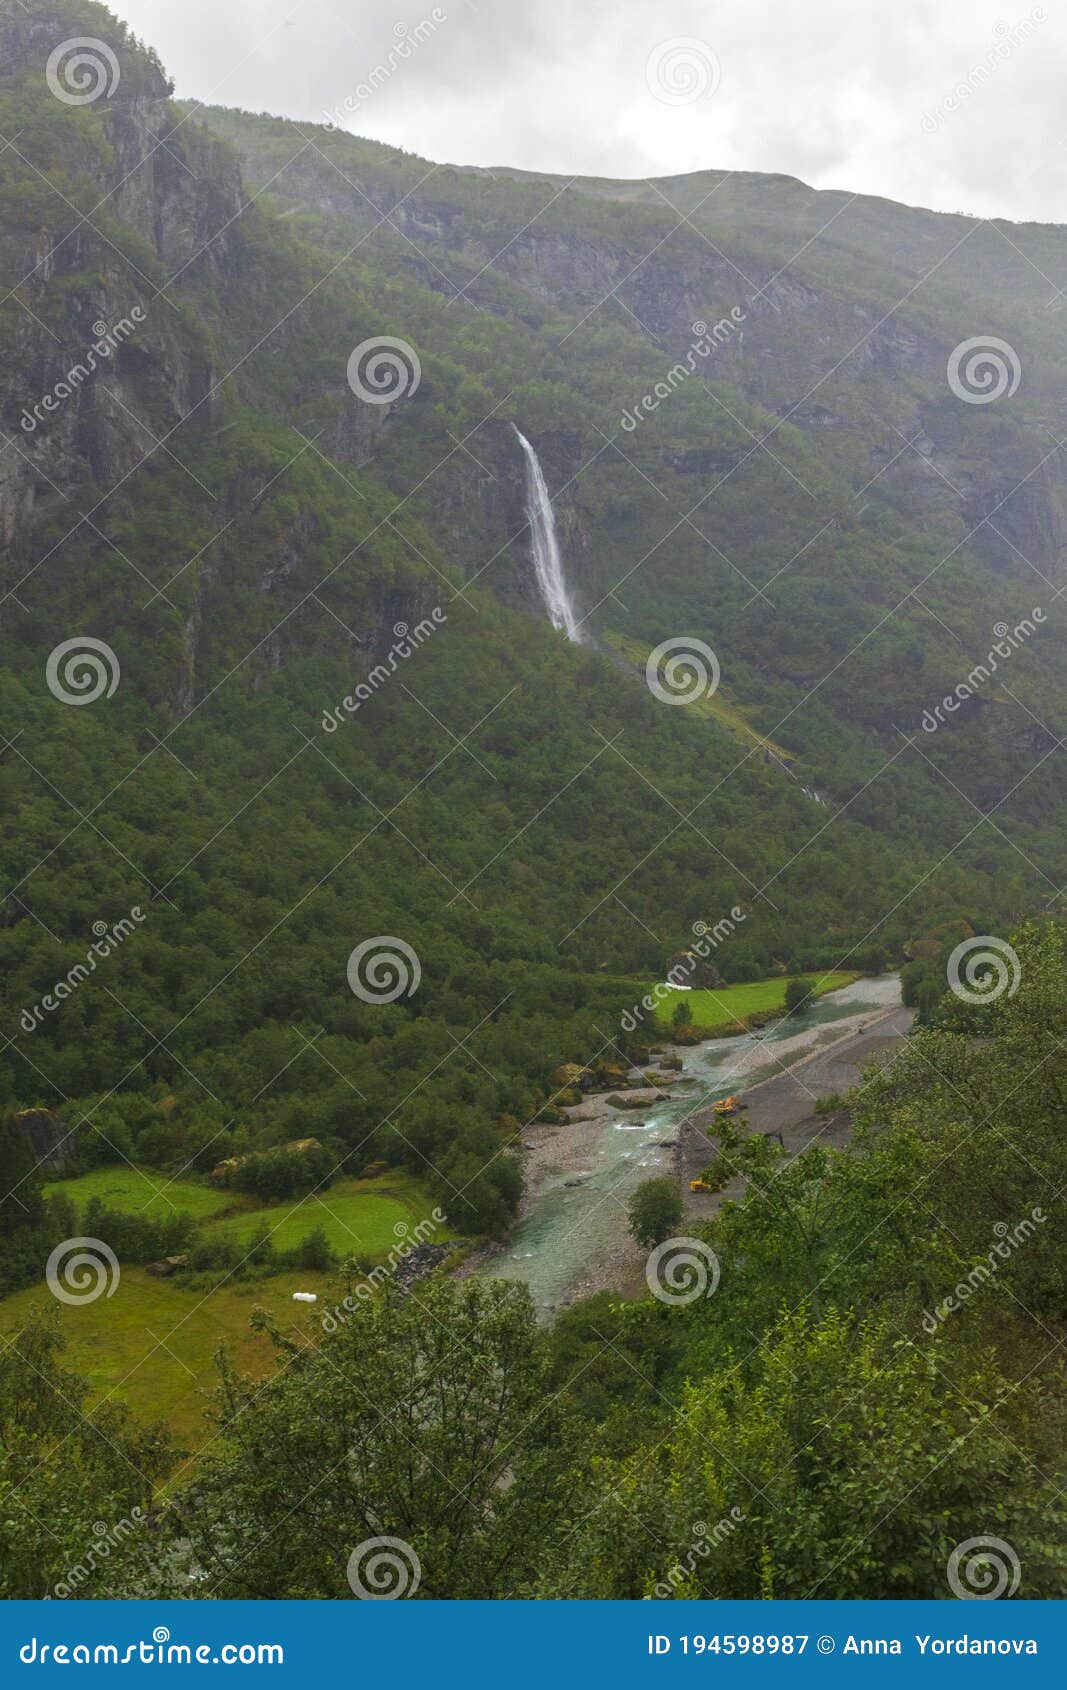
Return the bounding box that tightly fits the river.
[484,974,903,1316]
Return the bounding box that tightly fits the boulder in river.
[591,1061,630,1090]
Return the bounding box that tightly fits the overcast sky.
[115,0,1065,222]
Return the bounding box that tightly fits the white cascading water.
[513,427,582,643]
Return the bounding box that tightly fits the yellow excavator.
[713,1094,743,1116]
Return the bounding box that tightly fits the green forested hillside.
[0,0,1065,1605]
[0,0,1045,1234]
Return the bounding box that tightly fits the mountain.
[0,0,1061,1231]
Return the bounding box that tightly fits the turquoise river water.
[485,974,902,1315]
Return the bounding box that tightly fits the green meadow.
[44,1164,235,1222]
[10,1167,450,1449]
[650,971,859,1035]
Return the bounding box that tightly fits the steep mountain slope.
[186,102,1067,842]
[0,0,1059,1231]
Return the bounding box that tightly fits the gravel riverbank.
[467,980,912,1309]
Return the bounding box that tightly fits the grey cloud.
[115,0,1067,219]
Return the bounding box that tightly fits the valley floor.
[488,980,912,1310]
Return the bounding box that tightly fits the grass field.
[0,1266,333,1451]
[11,1168,451,1448]
[45,1164,235,1222]
[210,1173,445,1258]
[650,971,859,1034]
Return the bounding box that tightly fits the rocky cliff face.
[0,5,244,552]
[14,1107,75,1171]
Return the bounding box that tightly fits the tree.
[545,1310,1067,1599]
[915,978,942,1023]
[627,1176,683,1248]
[0,1112,75,1296]
[783,977,810,1014]
[166,1277,577,1598]
[0,1318,173,1599]
[672,999,693,1032]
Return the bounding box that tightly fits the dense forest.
[0,0,1065,1605]
[3,921,1065,1598]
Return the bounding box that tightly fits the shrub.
[627,1177,683,1248]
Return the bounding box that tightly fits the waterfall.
[513,427,582,643]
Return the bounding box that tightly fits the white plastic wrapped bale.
[292,1291,318,1303]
